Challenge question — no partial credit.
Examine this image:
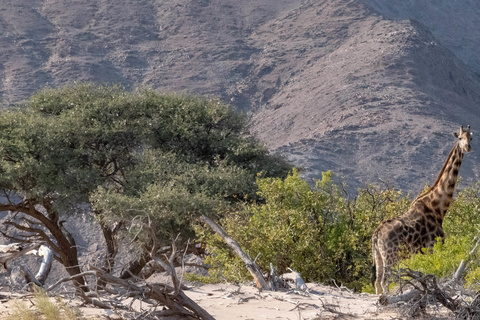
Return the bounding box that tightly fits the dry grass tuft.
[6,286,82,320]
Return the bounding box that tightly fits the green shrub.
[400,236,470,278]
[338,184,410,290]
[197,169,480,292]
[199,170,409,291]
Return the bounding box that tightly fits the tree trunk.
[199,215,269,290]
[0,202,88,293]
[57,220,87,292]
[94,210,120,275]
[94,210,121,287]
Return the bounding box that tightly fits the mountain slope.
[0,0,479,192]
[0,0,304,105]
[246,0,480,191]
[362,0,480,74]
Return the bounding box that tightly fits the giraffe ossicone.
[372,125,472,295]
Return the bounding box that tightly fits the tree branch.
[4,220,61,253]
[0,242,43,268]
[199,214,269,290]
[452,231,480,283]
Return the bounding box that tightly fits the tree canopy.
[0,83,291,287]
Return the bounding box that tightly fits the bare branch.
[91,266,215,320]
[45,271,97,292]
[0,242,44,267]
[452,230,480,283]
[383,268,462,317]
[3,220,61,253]
[199,214,269,290]
[0,243,24,254]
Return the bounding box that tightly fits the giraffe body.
[372,126,472,295]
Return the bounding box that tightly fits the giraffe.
[371,125,472,295]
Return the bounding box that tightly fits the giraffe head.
[453,125,472,152]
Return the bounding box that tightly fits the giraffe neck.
[416,142,464,220]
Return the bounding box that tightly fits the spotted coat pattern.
[372,126,472,295]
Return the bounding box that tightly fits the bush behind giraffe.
[198,166,480,292]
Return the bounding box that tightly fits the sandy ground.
[0,282,414,320]
[183,283,398,320]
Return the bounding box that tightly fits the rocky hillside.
[363,0,480,75]
[1,0,480,193]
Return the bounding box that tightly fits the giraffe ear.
[453,132,459,138]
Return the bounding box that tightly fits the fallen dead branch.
[45,271,97,292]
[269,263,280,291]
[27,245,54,285]
[86,217,215,320]
[382,268,480,319]
[269,293,301,305]
[2,242,55,290]
[0,242,42,268]
[237,296,257,304]
[288,302,320,311]
[5,216,216,320]
[317,297,354,318]
[92,267,215,320]
[39,257,214,319]
[0,242,24,254]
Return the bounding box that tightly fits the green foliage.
[199,170,409,291]
[466,267,480,290]
[0,84,142,208]
[9,83,480,293]
[183,272,222,284]
[0,83,290,260]
[444,183,480,238]
[400,236,469,277]
[199,170,480,291]
[0,83,288,200]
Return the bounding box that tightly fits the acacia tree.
[0,83,290,291]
